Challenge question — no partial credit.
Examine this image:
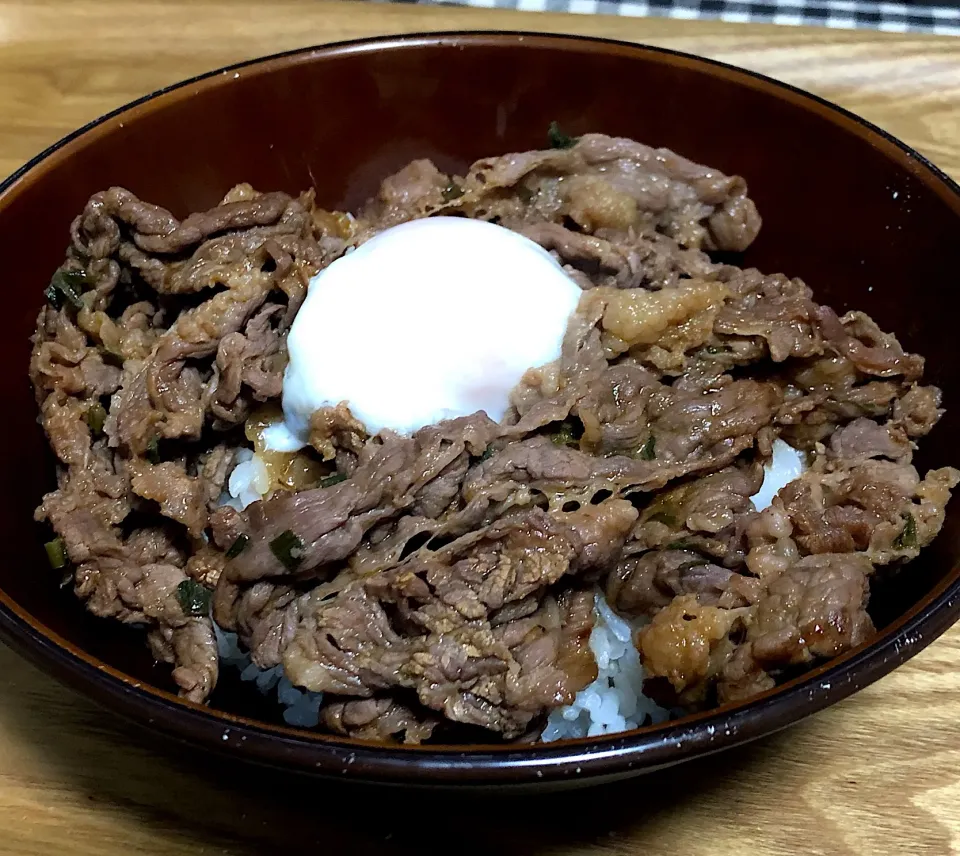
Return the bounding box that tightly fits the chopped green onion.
[638,435,656,460]
[44,269,87,310]
[478,445,495,463]
[145,435,160,464]
[319,473,347,489]
[270,529,305,572]
[547,121,579,150]
[175,579,212,616]
[666,540,693,551]
[44,538,67,570]
[441,181,464,202]
[894,512,918,549]
[549,420,579,448]
[225,534,250,559]
[85,402,107,435]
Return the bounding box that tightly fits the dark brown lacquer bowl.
[2,33,959,790]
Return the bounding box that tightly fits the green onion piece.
[270,529,305,572]
[549,420,578,448]
[44,538,67,570]
[478,445,495,462]
[319,473,348,489]
[85,402,107,435]
[441,181,464,202]
[45,269,87,310]
[894,513,918,549]
[516,184,535,204]
[101,346,125,368]
[547,121,579,150]
[225,534,250,559]
[638,435,656,460]
[175,579,212,617]
[145,435,161,464]
[666,540,694,550]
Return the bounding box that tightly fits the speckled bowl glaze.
[1,32,958,789]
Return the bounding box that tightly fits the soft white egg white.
[264,216,583,450]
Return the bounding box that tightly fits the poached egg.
[264,217,583,450]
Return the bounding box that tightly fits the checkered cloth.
[385,0,960,34]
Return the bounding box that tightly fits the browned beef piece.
[608,549,737,615]
[452,134,761,252]
[751,553,874,664]
[636,594,742,700]
[815,306,923,381]
[468,379,780,505]
[893,384,944,438]
[214,303,286,413]
[773,460,958,564]
[322,697,440,744]
[827,417,911,463]
[31,309,123,403]
[519,222,724,290]
[67,188,335,454]
[354,159,453,238]
[714,274,822,362]
[717,553,875,703]
[776,354,928,450]
[628,464,762,564]
[27,183,346,703]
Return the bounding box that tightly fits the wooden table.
[2,1,960,853]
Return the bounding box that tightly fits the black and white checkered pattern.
[385,0,960,34]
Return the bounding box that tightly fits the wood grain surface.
[2,1,960,854]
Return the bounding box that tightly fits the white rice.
[222,451,672,741]
[751,438,806,512]
[541,592,670,741]
[220,448,270,511]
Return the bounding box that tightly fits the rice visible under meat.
[541,592,670,741]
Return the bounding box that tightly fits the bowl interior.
[2,33,959,768]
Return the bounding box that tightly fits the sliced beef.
[452,133,761,252]
[770,460,958,564]
[607,549,743,616]
[321,697,440,744]
[281,504,634,737]
[636,594,742,700]
[717,553,875,703]
[629,464,762,564]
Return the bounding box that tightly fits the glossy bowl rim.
[2,30,959,786]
